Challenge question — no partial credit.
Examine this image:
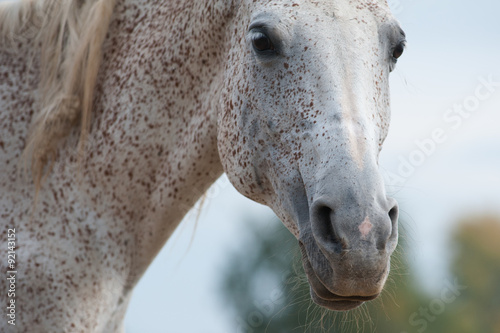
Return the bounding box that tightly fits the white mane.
[0,0,116,190]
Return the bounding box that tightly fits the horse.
[0,0,405,331]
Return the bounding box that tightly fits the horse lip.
[306,262,378,311]
[299,240,380,306]
[316,291,379,302]
[308,265,380,302]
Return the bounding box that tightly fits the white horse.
[0,0,405,331]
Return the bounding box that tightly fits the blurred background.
[125,0,500,332]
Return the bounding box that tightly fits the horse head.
[218,0,405,310]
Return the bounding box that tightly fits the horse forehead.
[249,0,391,16]
[309,0,388,10]
[333,0,391,15]
[246,0,391,39]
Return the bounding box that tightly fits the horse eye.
[252,32,274,52]
[392,42,405,59]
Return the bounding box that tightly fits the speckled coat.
[0,0,404,331]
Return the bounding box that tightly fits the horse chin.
[309,291,365,311]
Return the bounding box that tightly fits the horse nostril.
[386,201,399,249]
[311,204,347,253]
[388,203,399,229]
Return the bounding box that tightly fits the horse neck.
[0,1,236,329]
[82,0,234,275]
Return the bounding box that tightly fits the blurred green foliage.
[219,215,500,333]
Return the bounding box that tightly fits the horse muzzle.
[297,192,398,311]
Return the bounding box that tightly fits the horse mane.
[0,0,116,191]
